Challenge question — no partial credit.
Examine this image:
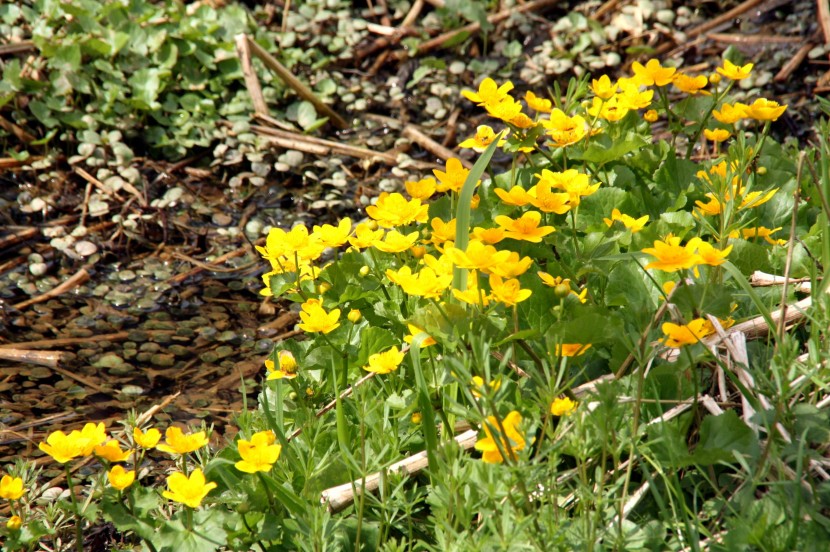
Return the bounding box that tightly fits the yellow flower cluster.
[642,234,732,273]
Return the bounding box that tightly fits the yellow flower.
[703,128,731,142]
[372,230,420,254]
[458,125,506,152]
[452,273,492,306]
[461,77,514,106]
[347,309,362,323]
[475,411,525,464]
[94,440,132,463]
[266,350,299,380]
[743,98,787,122]
[696,241,732,266]
[163,468,216,509]
[485,97,525,124]
[537,272,570,288]
[528,184,571,214]
[256,225,324,263]
[555,344,591,357]
[743,226,786,245]
[364,346,405,374]
[525,90,552,113]
[0,474,24,500]
[348,222,384,250]
[488,274,532,306]
[311,218,352,249]
[7,515,22,531]
[603,208,648,233]
[617,84,654,110]
[107,465,136,491]
[642,235,703,272]
[550,397,578,417]
[631,58,676,87]
[660,319,711,348]
[133,427,161,449]
[541,109,588,147]
[739,188,778,210]
[386,266,452,299]
[429,217,457,248]
[471,226,506,244]
[494,185,534,207]
[643,109,659,122]
[588,96,629,122]
[411,412,422,424]
[489,251,533,279]
[672,73,708,95]
[495,211,554,243]
[694,195,722,216]
[298,298,340,334]
[404,177,436,201]
[444,240,512,272]
[404,323,436,347]
[422,252,455,277]
[591,75,616,99]
[39,428,92,464]
[433,158,473,194]
[471,376,501,398]
[716,59,753,80]
[366,192,429,228]
[156,426,209,455]
[535,168,598,206]
[235,430,281,474]
[712,103,746,124]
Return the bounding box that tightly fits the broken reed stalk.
[0,349,74,368]
[241,34,349,130]
[234,34,269,117]
[13,267,91,310]
[402,124,473,168]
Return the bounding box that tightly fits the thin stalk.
[64,467,84,552]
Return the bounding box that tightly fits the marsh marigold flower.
[475,411,525,464]
[348,223,384,250]
[712,103,746,124]
[403,323,436,347]
[743,98,787,122]
[525,90,552,113]
[235,430,281,474]
[703,128,731,142]
[433,158,474,194]
[695,241,732,267]
[472,226,506,245]
[672,73,708,95]
[366,192,429,228]
[0,474,24,500]
[716,59,753,80]
[7,515,22,531]
[550,397,578,417]
[587,96,629,122]
[347,309,362,323]
[312,218,352,249]
[404,177,436,201]
[266,350,298,380]
[298,298,340,334]
[364,346,405,374]
[444,240,512,272]
[39,423,107,464]
[642,235,703,273]
[660,319,711,348]
[461,77,514,107]
[94,440,132,463]
[603,208,648,233]
[489,251,533,279]
[163,468,216,509]
[542,109,589,147]
[459,125,506,152]
[591,74,616,99]
[133,427,161,449]
[495,211,554,243]
[556,343,592,357]
[488,274,532,306]
[386,266,452,299]
[494,185,534,207]
[643,109,659,123]
[632,58,676,87]
[156,426,209,455]
[107,465,135,491]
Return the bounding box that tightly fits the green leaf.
[355,326,398,369]
[690,410,759,466]
[295,101,317,131]
[573,132,648,165]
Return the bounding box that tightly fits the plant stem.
[64,466,84,552]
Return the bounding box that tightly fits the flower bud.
[554,284,571,299]
[709,73,722,85]
[318,282,331,294]
[288,391,298,400]
[756,166,767,175]
[411,412,422,424]
[410,245,426,259]
[359,265,370,277]
[347,309,362,323]
[643,109,658,123]
[7,515,22,531]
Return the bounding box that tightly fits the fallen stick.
[241,34,349,130]
[321,429,478,513]
[13,267,90,310]
[247,122,398,164]
[235,34,269,117]
[166,241,256,285]
[402,124,473,168]
[0,349,74,368]
[774,41,814,82]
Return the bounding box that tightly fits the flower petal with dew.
[94,440,132,463]
[459,125,506,152]
[235,430,281,474]
[716,59,753,80]
[542,109,589,147]
[0,474,24,500]
[672,73,708,95]
[495,211,554,243]
[743,98,787,122]
[555,343,592,357]
[642,235,703,272]
[366,192,429,228]
[712,103,746,124]
[404,177,436,201]
[632,58,676,87]
[660,319,711,348]
[404,324,436,347]
[591,75,616,99]
[39,430,87,464]
[550,397,578,417]
[156,426,209,455]
[364,346,405,374]
[494,185,534,207]
[461,77,514,106]
[703,128,731,142]
[603,208,648,233]
[475,411,525,464]
[525,90,552,113]
[433,158,474,194]
[312,218,352,249]
[163,468,216,509]
[266,350,298,380]
[133,427,161,449]
[488,274,532,307]
[348,222,385,250]
[107,465,135,491]
[298,298,340,334]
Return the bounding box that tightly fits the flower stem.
[64,466,84,552]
